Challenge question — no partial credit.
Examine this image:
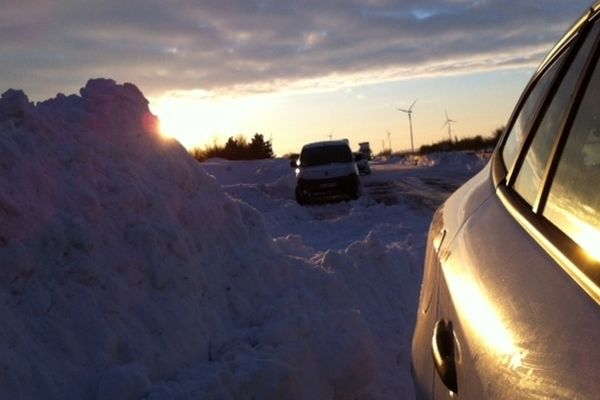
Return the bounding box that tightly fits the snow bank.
[0,80,395,398]
[415,151,489,172]
[386,151,488,172]
[199,158,294,187]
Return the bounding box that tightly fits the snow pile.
[416,151,489,172]
[391,151,488,172]
[0,80,409,399]
[200,158,294,186]
[200,158,297,202]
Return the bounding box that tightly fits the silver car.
[412,3,600,399]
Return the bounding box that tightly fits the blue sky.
[1,0,594,154]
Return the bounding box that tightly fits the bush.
[191,133,274,162]
[419,126,504,154]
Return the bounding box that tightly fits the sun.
[150,92,229,149]
[152,101,196,147]
[150,90,277,150]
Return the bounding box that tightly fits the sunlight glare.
[150,90,277,150]
[567,215,600,262]
[545,196,600,262]
[445,266,524,370]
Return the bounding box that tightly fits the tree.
[418,126,505,154]
[190,133,275,162]
[249,133,274,159]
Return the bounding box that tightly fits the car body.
[412,4,600,399]
[353,152,371,175]
[292,140,361,204]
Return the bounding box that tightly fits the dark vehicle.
[353,152,371,175]
[358,142,373,160]
[412,4,600,399]
[292,140,361,204]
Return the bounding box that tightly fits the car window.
[543,44,600,261]
[513,25,599,206]
[502,54,564,171]
[300,145,353,166]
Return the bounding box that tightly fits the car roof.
[538,3,600,73]
[302,139,350,150]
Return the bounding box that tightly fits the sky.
[1,0,594,155]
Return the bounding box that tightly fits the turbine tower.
[386,130,392,152]
[442,109,457,142]
[398,99,417,153]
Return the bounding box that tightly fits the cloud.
[1,0,593,100]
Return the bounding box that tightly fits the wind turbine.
[386,130,392,152]
[398,99,417,153]
[442,109,457,142]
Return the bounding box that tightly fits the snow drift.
[0,80,421,399]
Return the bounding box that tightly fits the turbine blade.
[398,108,409,113]
[445,109,449,120]
[409,98,418,111]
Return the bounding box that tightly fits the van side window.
[513,26,599,205]
[502,55,564,171]
[543,47,600,260]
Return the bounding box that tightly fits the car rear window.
[300,145,353,167]
[543,48,600,261]
[498,16,600,297]
[502,53,564,171]
[513,26,598,205]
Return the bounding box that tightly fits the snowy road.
[199,153,487,399]
[363,165,463,210]
[207,155,485,253]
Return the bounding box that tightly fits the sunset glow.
[3,1,591,156]
[151,91,279,150]
[557,211,600,262]
[445,267,522,368]
[149,69,529,156]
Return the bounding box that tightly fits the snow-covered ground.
[0,79,487,399]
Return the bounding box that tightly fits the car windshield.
[300,145,353,167]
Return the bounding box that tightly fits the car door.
[432,11,600,399]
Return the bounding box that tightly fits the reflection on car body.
[412,3,600,399]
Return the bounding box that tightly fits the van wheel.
[295,190,308,205]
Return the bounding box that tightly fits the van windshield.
[300,145,353,167]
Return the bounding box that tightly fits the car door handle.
[432,319,458,394]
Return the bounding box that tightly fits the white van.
[291,140,361,204]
